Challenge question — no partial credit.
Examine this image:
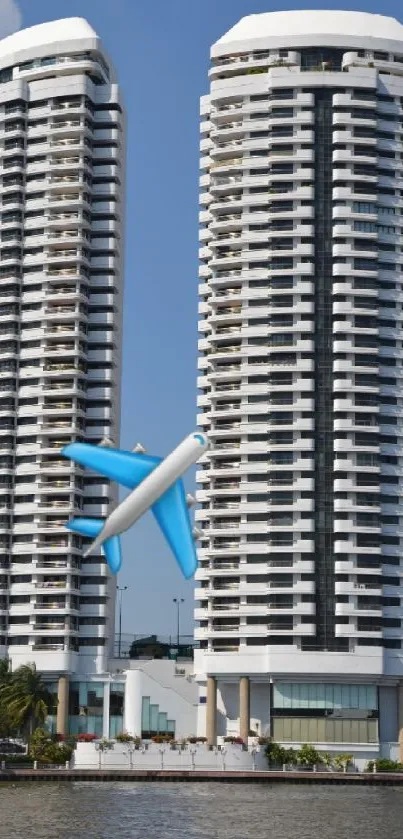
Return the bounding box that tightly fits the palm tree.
[0,658,11,685]
[0,663,53,740]
[0,658,12,737]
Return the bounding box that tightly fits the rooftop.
[213,10,403,52]
[0,17,97,61]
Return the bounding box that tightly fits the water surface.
[0,781,402,839]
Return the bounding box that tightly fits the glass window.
[272,682,378,710]
[69,681,104,736]
[109,682,124,738]
[354,221,377,232]
[273,717,378,743]
[141,696,150,734]
[150,704,159,732]
[353,202,376,214]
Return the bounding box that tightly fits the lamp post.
[116,585,128,658]
[173,597,184,650]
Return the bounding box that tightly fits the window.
[354,221,377,233]
[272,682,377,710]
[353,202,376,214]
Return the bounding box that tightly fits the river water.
[0,782,402,839]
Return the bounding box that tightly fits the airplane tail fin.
[65,517,122,574]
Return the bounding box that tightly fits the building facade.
[0,17,125,725]
[195,10,403,758]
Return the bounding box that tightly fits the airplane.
[61,432,209,578]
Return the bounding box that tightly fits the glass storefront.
[68,681,104,736]
[109,682,124,738]
[271,683,379,744]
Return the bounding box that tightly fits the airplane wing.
[151,478,198,579]
[61,442,161,490]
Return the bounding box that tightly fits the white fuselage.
[85,432,208,555]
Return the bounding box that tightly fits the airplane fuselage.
[85,432,208,556]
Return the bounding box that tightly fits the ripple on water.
[0,782,402,839]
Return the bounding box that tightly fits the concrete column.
[206,676,217,746]
[102,681,111,739]
[123,669,143,737]
[239,676,250,743]
[56,676,69,735]
[398,681,403,763]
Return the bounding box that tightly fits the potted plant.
[366,758,403,773]
[75,732,100,742]
[115,732,135,743]
[333,753,354,773]
[320,751,332,771]
[297,743,322,770]
[94,738,114,769]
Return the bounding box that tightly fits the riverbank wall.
[1,768,403,784]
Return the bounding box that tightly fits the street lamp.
[173,597,184,650]
[116,585,128,658]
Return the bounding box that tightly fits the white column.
[398,681,403,764]
[103,681,111,738]
[123,670,143,737]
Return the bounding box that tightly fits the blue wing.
[65,517,122,573]
[151,479,197,579]
[62,442,198,580]
[61,442,161,489]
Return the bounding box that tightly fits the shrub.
[265,740,287,765]
[29,728,73,764]
[151,735,171,744]
[96,738,114,751]
[75,732,100,742]
[246,67,268,75]
[297,744,322,767]
[367,758,403,773]
[284,747,297,765]
[0,754,32,765]
[41,743,73,764]
[115,732,135,743]
[196,736,207,743]
[223,736,244,745]
[333,753,354,771]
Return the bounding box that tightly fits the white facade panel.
[196,9,403,746]
[0,18,125,677]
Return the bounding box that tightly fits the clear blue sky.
[12,0,403,636]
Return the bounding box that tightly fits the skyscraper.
[195,10,403,759]
[0,18,125,713]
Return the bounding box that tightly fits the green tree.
[0,658,14,737]
[0,664,53,740]
[265,740,287,765]
[29,727,73,765]
[297,743,322,767]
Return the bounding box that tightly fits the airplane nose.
[193,432,208,447]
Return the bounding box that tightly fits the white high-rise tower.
[195,10,403,760]
[0,18,125,694]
